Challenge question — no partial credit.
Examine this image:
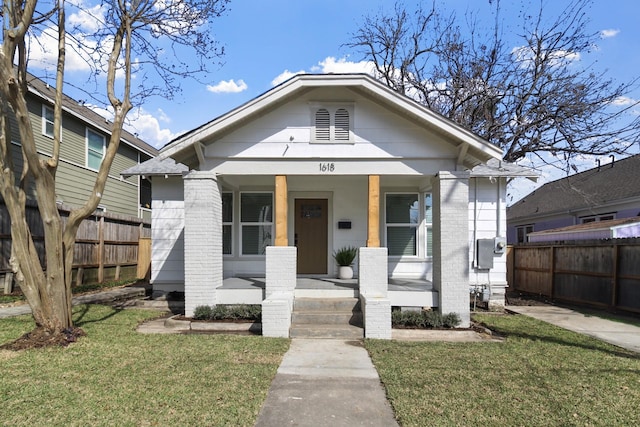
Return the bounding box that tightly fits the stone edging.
[164,315,262,334]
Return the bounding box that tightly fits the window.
[386,193,419,256]
[42,105,55,138]
[516,225,534,243]
[311,104,353,142]
[87,128,105,170]
[424,193,433,257]
[580,213,615,224]
[240,192,273,255]
[222,192,233,255]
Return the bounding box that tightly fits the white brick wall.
[265,246,297,299]
[361,294,391,339]
[261,294,293,338]
[433,171,471,327]
[183,171,223,317]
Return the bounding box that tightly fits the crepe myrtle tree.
[348,0,640,170]
[0,0,228,338]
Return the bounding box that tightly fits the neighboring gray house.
[507,154,640,244]
[526,217,640,243]
[4,73,158,219]
[127,74,534,338]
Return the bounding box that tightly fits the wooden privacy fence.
[1,202,151,293]
[507,239,640,314]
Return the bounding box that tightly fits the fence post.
[98,216,105,283]
[3,272,14,294]
[549,246,555,299]
[612,244,619,308]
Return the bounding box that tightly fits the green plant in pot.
[333,246,358,279]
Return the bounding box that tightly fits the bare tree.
[348,0,640,168]
[0,0,227,341]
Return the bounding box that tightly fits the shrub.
[192,304,261,322]
[391,309,461,328]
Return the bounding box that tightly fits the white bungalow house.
[124,74,534,338]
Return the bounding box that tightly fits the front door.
[295,199,328,274]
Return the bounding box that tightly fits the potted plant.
[333,246,358,279]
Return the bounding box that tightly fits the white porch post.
[432,171,471,327]
[183,171,223,317]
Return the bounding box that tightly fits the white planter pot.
[338,266,354,279]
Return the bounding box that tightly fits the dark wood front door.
[295,199,328,274]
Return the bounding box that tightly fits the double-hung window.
[87,128,105,170]
[222,192,233,255]
[385,193,420,256]
[42,105,55,138]
[240,192,273,255]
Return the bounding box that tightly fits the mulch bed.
[0,327,86,351]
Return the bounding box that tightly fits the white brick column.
[183,171,223,317]
[359,247,391,339]
[262,246,296,337]
[432,171,471,327]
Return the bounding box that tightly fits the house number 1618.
[319,162,335,172]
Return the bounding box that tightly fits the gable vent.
[335,108,349,141]
[315,109,330,140]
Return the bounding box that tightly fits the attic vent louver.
[335,108,349,140]
[315,109,330,140]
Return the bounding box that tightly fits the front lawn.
[0,305,289,426]
[367,313,640,426]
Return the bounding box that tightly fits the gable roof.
[507,154,640,221]
[159,73,503,167]
[27,73,158,158]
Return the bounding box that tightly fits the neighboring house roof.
[121,156,189,177]
[507,154,640,222]
[527,217,640,241]
[159,73,504,168]
[26,73,158,158]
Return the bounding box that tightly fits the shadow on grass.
[481,319,640,361]
[72,304,124,327]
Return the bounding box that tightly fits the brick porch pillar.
[183,171,223,317]
[432,171,471,327]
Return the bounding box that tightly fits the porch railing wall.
[507,239,640,314]
[1,202,151,293]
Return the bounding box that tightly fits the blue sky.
[26,0,640,202]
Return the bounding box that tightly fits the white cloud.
[271,57,376,87]
[86,105,177,148]
[206,79,248,94]
[67,2,106,33]
[611,96,636,106]
[600,29,620,38]
[271,70,306,86]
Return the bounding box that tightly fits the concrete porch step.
[294,297,361,312]
[289,324,364,339]
[291,297,363,339]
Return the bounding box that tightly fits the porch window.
[222,192,233,255]
[385,193,419,256]
[240,192,273,255]
[425,193,433,257]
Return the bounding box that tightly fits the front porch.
[217,276,438,307]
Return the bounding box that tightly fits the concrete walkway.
[506,305,640,354]
[255,339,398,427]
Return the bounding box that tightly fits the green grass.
[0,305,289,426]
[366,314,640,427]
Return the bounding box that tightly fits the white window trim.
[86,128,105,171]
[222,191,234,256]
[516,224,534,243]
[424,192,433,258]
[239,191,274,257]
[42,105,57,139]
[309,102,354,143]
[385,192,420,259]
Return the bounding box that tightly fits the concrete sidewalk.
[506,305,640,354]
[0,285,148,319]
[255,339,398,427]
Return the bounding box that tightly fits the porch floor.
[219,277,434,292]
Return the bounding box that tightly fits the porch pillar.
[367,175,380,247]
[432,171,471,327]
[274,175,288,246]
[183,171,223,317]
